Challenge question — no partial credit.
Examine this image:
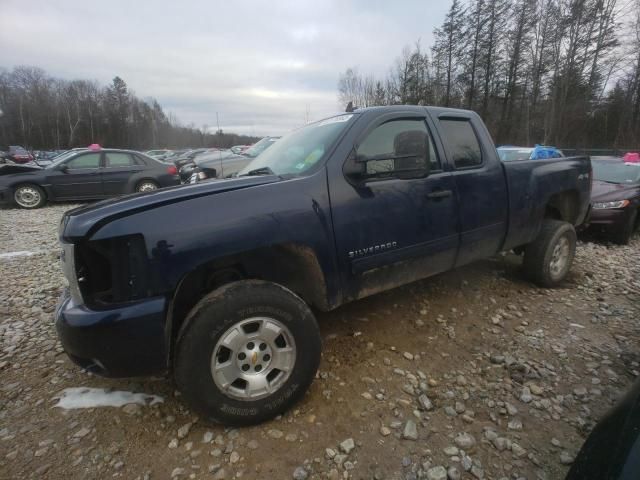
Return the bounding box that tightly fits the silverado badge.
[348,241,398,259]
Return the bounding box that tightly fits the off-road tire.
[523,219,576,287]
[174,280,321,426]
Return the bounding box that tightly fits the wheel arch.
[165,242,329,367]
[544,190,580,224]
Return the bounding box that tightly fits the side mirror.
[343,148,366,181]
[58,164,69,173]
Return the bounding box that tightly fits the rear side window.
[439,119,482,168]
[105,152,134,167]
[357,119,440,177]
[67,153,100,169]
[133,154,147,165]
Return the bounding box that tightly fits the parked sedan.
[0,147,180,209]
[6,145,34,164]
[172,149,208,169]
[589,158,640,244]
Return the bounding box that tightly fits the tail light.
[167,165,178,175]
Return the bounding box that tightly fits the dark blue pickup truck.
[56,106,591,425]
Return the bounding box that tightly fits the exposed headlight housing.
[592,200,630,209]
[60,243,83,304]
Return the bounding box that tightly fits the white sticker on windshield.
[318,114,353,126]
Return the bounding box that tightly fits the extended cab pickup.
[56,106,591,425]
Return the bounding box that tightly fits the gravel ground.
[1,203,639,480]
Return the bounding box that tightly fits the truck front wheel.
[523,219,576,287]
[174,280,321,425]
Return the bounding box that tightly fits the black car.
[566,376,640,479]
[0,147,180,209]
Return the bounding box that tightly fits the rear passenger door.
[101,152,144,195]
[432,113,508,266]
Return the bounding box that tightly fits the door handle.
[427,189,452,200]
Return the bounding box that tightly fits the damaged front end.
[0,163,42,175]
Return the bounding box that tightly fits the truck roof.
[352,105,478,117]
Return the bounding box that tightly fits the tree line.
[338,0,640,149]
[0,67,259,151]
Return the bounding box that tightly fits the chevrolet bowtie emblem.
[251,352,258,365]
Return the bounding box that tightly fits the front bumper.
[588,207,631,230]
[55,291,169,377]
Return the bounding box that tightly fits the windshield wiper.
[240,166,276,177]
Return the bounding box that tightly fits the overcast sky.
[0,0,450,136]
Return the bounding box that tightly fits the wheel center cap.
[235,339,273,375]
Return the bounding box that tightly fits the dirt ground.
[1,203,639,480]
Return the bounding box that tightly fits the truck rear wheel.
[174,280,321,425]
[523,219,576,287]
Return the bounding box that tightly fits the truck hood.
[591,180,640,202]
[62,175,281,240]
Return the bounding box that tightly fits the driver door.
[328,113,460,301]
[49,152,103,199]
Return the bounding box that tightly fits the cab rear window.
[439,119,482,168]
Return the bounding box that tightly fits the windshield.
[46,150,82,169]
[498,148,532,161]
[593,161,640,184]
[239,114,354,176]
[243,137,278,158]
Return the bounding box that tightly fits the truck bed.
[501,156,591,251]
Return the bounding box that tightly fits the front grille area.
[75,234,150,307]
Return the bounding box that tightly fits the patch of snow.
[0,251,36,259]
[54,387,164,410]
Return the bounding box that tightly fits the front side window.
[105,152,134,167]
[357,119,439,178]
[66,153,100,169]
[439,119,482,168]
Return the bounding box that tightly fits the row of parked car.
[149,137,281,183]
